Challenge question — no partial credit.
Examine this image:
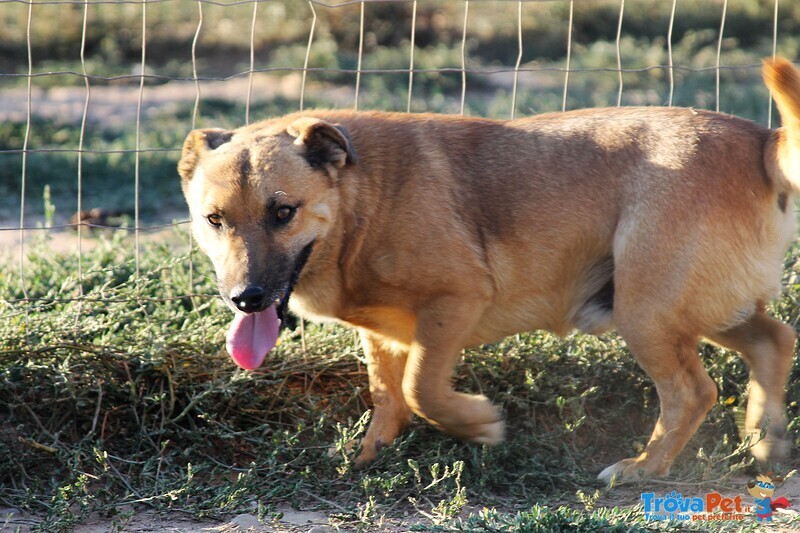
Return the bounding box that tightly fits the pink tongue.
[225,305,280,370]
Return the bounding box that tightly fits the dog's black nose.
[231,286,268,312]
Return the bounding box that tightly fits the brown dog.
[179,58,800,482]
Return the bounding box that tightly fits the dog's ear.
[287,117,359,171]
[178,128,234,183]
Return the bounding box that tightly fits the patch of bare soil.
[0,73,354,128]
[1,507,414,532]
[4,476,798,531]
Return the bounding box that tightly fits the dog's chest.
[289,274,345,323]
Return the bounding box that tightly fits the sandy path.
[0,72,354,128]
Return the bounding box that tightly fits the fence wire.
[0,0,789,319]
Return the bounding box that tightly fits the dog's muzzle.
[227,240,315,323]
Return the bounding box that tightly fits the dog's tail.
[764,57,800,192]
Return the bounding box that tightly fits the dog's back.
[308,106,789,342]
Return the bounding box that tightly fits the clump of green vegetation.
[436,504,670,532]
[2,231,799,531]
[3,1,800,83]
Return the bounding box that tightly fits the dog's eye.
[275,206,296,224]
[206,214,223,228]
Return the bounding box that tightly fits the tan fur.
[179,58,800,482]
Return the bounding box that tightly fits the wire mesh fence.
[0,0,795,322]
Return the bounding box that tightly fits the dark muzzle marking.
[277,240,316,329]
[778,192,788,213]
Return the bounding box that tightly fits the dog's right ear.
[178,129,234,183]
[287,117,359,171]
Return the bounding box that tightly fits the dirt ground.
[2,474,799,531]
[0,72,352,129]
[1,507,337,532]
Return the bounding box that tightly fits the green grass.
[3,0,800,83]
[1,230,799,531]
[430,505,673,532]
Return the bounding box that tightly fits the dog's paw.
[597,461,632,486]
[329,437,390,469]
[597,459,648,486]
[352,437,391,469]
[598,457,668,486]
[468,419,505,445]
[327,438,358,459]
[749,431,789,465]
[443,394,505,445]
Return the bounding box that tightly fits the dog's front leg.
[354,330,413,467]
[402,296,505,445]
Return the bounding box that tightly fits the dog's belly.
[468,309,555,346]
[466,236,616,344]
[468,297,593,346]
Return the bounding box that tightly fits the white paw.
[749,432,789,464]
[470,419,505,445]
[597,460,640,486]
[597,463,622,484]
[327,438,357,459]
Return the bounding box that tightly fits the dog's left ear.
[287,117,359,172]
[178,128,234,184]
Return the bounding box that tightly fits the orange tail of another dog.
[764,57,800,192]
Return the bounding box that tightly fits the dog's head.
[178,116,358,369]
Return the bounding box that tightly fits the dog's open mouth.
[224,241,315,370]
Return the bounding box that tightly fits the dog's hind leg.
[705,311,795,465]
[402,296,505,445]
[599,321,718,483]
[354,330,413,467]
